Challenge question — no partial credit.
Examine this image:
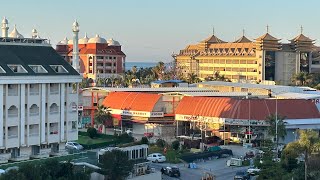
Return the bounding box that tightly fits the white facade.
[0,77,80,162]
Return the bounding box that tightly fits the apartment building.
[0,18,81,162]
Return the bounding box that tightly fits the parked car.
[163,166,180,177]
[65,142,84,150]
[147,153,166,163]
[247,166,260,175]
[234,171,250,180]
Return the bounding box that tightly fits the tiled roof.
[255,33,280,41]
[233,36,252,43]
[0,44,79,76]
[102,92,161,111]
[291,34,314,42]
[175,97,319,120]
[201,35,226,44]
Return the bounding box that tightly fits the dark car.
[234,171,250,180]
[163,166,180,177]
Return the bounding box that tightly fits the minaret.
[72,20,80,72]
[1,17,9,37]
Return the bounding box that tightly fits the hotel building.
[56,23,126,81]
[0,18,81,162]
[175,28,319,85]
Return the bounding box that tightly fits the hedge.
[180,149,233,163]
[78,131,113,139]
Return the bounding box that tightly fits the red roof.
[175,97,320,120]
[103,92,161,112]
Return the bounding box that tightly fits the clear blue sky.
[2,0,320,62]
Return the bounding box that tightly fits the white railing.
[29,133,39,137]
[50,90,59,94]
[8,91,18,96]
[8,113,18,117]
[29,112,39,116]
[8,134,18,139]
[30,91,40,95]
[49,110,59,114]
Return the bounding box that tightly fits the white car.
[247,167,261,175]
[65,142,84,150]
[147,153,166,163]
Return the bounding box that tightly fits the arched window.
[49,103,59,114]
[8,105,18,117]
[29,104,39,116]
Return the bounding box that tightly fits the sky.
[1,0,320,62]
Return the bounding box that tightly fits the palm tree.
[152,61,165,80]
[187,73,201,84]
[283,130,320,180]
[266,114,287,147]
[79,78,90,89]
[94,105,113,129]
[291,72,313,86]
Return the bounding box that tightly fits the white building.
[0,17,81,162]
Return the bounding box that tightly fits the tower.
[1,17,9,38]
[72,20,80,73]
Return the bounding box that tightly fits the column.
[40,84,46,143]
[0,85,3,147]
[60,83,65,141]
[20,84,25,146]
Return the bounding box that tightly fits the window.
[8,64,28,73]
[50,65,68,73]
[29,65,48,73]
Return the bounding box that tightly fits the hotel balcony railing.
[7,134,18,139]
[29,112,40,116]
[8,91,18,96]
[29,133,39,137]
[49,110,59,114]
[30,91,40,96]
[50,90,59,95]
[8,113,18,117]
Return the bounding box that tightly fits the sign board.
[72,105,83,111]
[112,109,163,118]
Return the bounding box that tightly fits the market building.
[175,97,320,144]
[174,28,319,85]
[102,92,177,139]
[0,18,81,162]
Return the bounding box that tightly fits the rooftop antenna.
[300,25,303,34]
[266,25,269,33]
[212,26,215,35]
[243,29,245,36]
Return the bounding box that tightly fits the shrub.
[87,127,97,139]
[118,133,134,143]
[140,137,149,145]
[171,140,180,150]
[156,139,166,148]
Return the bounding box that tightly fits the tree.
[187,73,201,84]
[87,127,98,138]
[283,130,320,180]
[291,72,313,86]
[140,137,149,144]
[79,78,90,89]
[99,149,134,180]
[266,114,287,147]
[156,139,166,148]
[171,140,180,150]
[94,105,113,126]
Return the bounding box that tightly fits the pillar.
[20,84,25,146]
[0,85,3,147]
[60,83,65,141]
[40,84,46,143]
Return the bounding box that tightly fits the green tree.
[140,137,149,144]
[266,114,287,147]
[284,130,320,180]
[171,140,180,150]
[94,105,113,126]
[156,139,166,148]
[79,78,90,89]
[87,127,98,138]
[99,149,134,180]
[187,73,201,84]
[291,72,313,86]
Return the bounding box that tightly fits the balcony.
[0,153,11,164]
[6,135,19,148]
[28,133,40,145]
[28,112,40,124]
[10,154,30,162]
[48,133,59,143]
[30,148,51,159]
[67,129,78,141]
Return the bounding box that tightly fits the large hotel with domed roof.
[56,22,126,80]
[175,28,320,85]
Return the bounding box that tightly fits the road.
[149,157,252,180]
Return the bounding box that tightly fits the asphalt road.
[149,158,252,180]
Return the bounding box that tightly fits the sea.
[125,62,157,71]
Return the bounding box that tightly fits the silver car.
[65,142,84,150]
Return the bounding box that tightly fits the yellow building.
[175,29,318,85]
